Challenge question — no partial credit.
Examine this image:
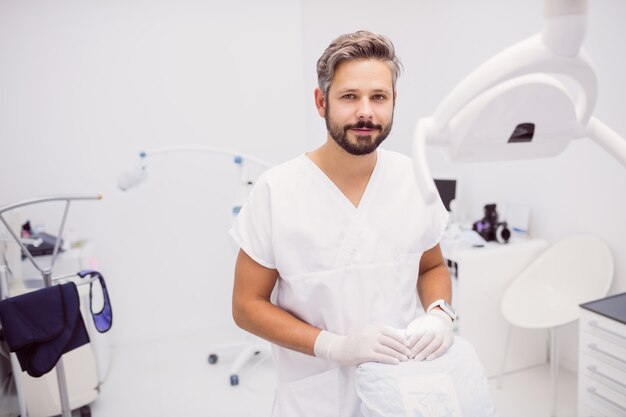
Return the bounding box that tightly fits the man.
[230,30,454,417]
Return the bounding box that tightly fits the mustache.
[344,120,383,132]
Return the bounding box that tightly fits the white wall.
[0,0,306,344]
[301,0,626,370]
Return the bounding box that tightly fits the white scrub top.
[229,148,448,417]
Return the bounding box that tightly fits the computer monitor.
[433,178,457,212]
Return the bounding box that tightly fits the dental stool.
[207,334,271,386]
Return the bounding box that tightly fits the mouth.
[346,121,382,137]
[350,128,375,135]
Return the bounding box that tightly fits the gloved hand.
[406,309,454,361]
[314,325,412,367]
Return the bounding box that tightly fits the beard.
[325,103,393,156]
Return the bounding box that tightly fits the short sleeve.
[419,195,450,252]
[228,176,276,269]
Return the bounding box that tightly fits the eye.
[341,93,357,100]
[372,94,388,101]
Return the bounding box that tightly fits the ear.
[314,88,326,117]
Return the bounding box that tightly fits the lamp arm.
[587,118,626,167]
[542,0,588,57]
[140,146,272,168]
[412,118,438,205]
[119,146,273,191]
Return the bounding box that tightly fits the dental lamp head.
[118,151,148,191]
[413,0,625,205]
[118,165,148,191]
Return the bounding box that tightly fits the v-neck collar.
[301,149,384,212]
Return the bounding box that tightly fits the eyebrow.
[336,88,392,95]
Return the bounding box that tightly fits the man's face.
[319,59,395,156]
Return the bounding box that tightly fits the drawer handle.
[588,343,626,366]
[587,365,626,389]
[587,387,626,413]
[589,320,626,342]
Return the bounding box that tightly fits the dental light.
[413,0,626,204]
[118,146,272,192]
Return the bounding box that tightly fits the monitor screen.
[433,179,456,211]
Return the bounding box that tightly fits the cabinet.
[578,294,626,417]
[441,238,549,377]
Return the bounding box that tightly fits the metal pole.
[0,266,27,417]
[42,270,72,417]
[48,201,71,273]
[550,327,558,417]
[54,359,72,417]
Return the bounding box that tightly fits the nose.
[355,98,373,120]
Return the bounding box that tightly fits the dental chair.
[499,235,614,416]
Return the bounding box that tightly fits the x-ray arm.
[587,118,626,168]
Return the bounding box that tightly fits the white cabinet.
[441,238,549,377]
[578,295,626,417]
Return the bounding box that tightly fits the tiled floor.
[2,333,578,417]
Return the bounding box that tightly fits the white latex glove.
[314,325,411,367]
[406,309,454,361]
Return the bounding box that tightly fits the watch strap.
[426,299,457,321]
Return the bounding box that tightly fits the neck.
[307,137,378,181]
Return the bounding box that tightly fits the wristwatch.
[426,299,457,321]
